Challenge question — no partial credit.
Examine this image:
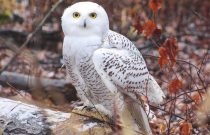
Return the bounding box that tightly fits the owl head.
[61,2,109,38]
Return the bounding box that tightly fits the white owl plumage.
[61,1,165,133]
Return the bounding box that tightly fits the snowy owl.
[61,1,165,132]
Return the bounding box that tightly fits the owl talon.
[70,101,84,108]
[82,105,94,111]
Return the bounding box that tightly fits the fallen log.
[0,97,70,134]
[0,71,78,103]
[0,97,113,135]
[0,71,70,90]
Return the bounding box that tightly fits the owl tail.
[147,74,165,104]
[125,95,153,135]
[124,74,165,134]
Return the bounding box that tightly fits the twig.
[161,88,204,106]
[0,0,64,75]
[176,31,210,39]
[191,9,208,22]
[197,51,208,91]
[149,104,184,120]
[143,54,201,71]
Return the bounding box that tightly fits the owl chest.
[78,56,114,99]
[64,54,104,88]
[78,56,103,88]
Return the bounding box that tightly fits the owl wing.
[92,47,161,134]
[92,30,165,104]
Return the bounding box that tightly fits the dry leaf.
[158,47,168,68]
[149,0,163,13]
[180,122,192,135]
[168,79,183,93]
[142,20,157,38]
[164,37,178,68]
[191,92,201,104]
[159,123,166,134]
[133,16,143,34]
[153,28,162,38]
[158,37,178,68]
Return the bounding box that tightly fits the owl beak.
[83,20,87,28]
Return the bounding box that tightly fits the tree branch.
[0,0,64,75]
[0,71,73,90]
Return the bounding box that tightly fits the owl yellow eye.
[89,12,97,19]
[73,12,80,18]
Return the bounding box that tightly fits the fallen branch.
[0,71,73,90]
[0,97,70,134]
[0,97,112,135]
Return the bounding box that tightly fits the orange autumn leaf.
[158,47,168,68]
[149,0,163,13]
[168,79,183,93]
[153,28,162,38]
[142,20,157,38]
[133,16,143,34]
[192,92,201,104]
[164,37,178,68]
[159,124,166,134]
[180,122,192,135]
[158,37,178,68]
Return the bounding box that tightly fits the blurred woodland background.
[0,0,210,134]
